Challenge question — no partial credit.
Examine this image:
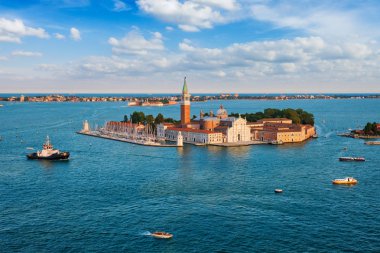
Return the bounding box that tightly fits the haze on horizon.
[0,0,379,93]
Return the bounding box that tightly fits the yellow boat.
[332,177,358,185]
[151,231,173,239]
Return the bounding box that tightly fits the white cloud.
[250,2,380,42]
[137,0,239,32]
[54,33,65,39]
[70,27,81,41]
[12,50,43,57]
[193,0,238,10]
[165,26,174,31]
[113,0,130,11]
[0,18,49,43]
[37,64,60,71]
[215,70,226,77]
[108,29,164,55]
[0,56,7,61]
[66,35,379,84]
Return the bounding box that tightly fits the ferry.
[332,177,358,185]
[339,157,365,162]
[27,136,70,160]
[151,231,173,239]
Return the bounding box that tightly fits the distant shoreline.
[1,93,380,103]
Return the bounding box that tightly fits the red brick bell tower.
[180,77,191,126]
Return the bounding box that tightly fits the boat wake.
[140,231,151,236]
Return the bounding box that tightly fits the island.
[78,78,316,147]
[339,122,380,139]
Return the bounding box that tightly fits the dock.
[77,131,181,147]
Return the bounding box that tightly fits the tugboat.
[27,136,70,160]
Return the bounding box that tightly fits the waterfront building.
[142,101,164,107]
[20,95,25,102]
[165,127,223,144]
[250,119,315,143]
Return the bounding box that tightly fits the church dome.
[217,105,227,116]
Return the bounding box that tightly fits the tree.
[123,115,129,122]
[264,108,280,118]
[131,111,145,124]
[192,115,197,120]
[364,122,373,134]
[283,108,301,124]
[300,112,314,125]
[146,114,154,125]
[372,122,378,134]
[164,117,178,123]
[154,113,164,124]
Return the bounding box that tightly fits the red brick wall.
[181,104,190,125]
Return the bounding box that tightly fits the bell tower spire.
[180,76,191,126]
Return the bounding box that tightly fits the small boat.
[312,134,318,138]
[151,231,173,239]
[332,177,358,185]
[365,141,380,145]
[339,157,365,162]
[270,140,283,145]
[274,189,283,193]
[27,136,70,160]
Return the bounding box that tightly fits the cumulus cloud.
[12,50,43,57]
[0,56,7,61]
[108,29,164,55]
[70,35,378,83]
[59,34,378,84]
[0,18,49,43]
[70,27,81,41]
[137,0,239,32]
[54,33,65,39]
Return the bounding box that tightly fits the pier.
[77,131,181,147]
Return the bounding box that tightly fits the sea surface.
[1,99,379,252]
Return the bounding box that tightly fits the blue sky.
[0,0,380,93]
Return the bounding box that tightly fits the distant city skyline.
[0,0,380,93]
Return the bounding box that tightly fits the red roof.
[167,127,217,134]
